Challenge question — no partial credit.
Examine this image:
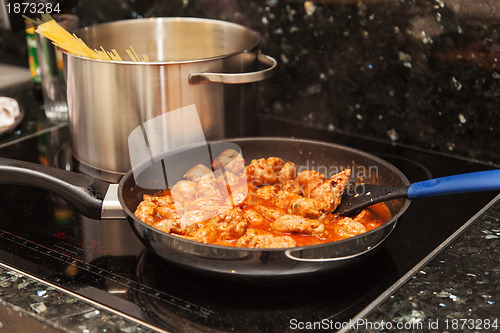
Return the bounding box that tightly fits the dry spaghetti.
[25,14,149,62]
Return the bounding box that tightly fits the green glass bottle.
[25,19,43,100]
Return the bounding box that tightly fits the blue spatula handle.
[407,169,500,199]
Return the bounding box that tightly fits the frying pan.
[0,137,411,278]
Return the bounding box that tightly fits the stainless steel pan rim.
[118,136,411,258]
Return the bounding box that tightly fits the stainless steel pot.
[63,17,277,182]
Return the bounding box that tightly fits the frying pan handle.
[188,53,277,84]
[408,169,500,199]
[0,157,109,220]
[284,230,392,262]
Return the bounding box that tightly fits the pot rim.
[63,16,263,65]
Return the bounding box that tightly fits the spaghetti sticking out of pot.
[25,14,149,62]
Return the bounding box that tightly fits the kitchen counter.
[357,194,500,333]
[0,85,499,332]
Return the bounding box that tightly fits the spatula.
[335,169,500,216]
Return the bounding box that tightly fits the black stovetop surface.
[0,123,496,333]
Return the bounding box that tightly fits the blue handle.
[407,169,500,199]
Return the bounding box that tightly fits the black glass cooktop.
[0,123,496,333]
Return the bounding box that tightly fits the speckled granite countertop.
[354,194,500,333]
[0,195,498,332]
[0,266,153,332]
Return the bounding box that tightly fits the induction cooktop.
[0,123,496,333]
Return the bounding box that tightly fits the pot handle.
[0,157,110,220]
[284,229,392,262]
[188,53,277,85]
